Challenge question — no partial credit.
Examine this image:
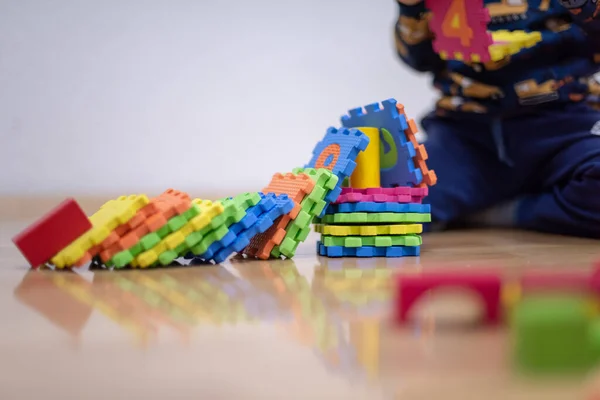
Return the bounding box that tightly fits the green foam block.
[512,294,596,374]
[271,168,338,258]
[109,205,201,268]
[317,212,431,224]
[321,234,422,248]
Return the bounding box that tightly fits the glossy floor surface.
[2,218,600,399]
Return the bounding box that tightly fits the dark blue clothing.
[423,103,600,237]
[396,1,600,237]
[396,0,600,119]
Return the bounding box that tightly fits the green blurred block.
[513,295,596,374]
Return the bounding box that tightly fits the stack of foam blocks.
[12,98,435,269]
[313,99,437,259]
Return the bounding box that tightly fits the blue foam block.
[305,127,369,204]
[317,241,420,258]
[326,202,431,214]
[340,98,423,187]
[211,193,295,264]
[194,193,278,260]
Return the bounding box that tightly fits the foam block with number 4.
[426,0,493,62]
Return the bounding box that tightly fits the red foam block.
[12,198,92,267]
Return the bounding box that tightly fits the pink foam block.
[334,187,428,204]
[425,0,493,62]
[395,272,501,324]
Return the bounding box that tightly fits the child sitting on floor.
[394,0,600,238]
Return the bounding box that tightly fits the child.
[395,0,600,238]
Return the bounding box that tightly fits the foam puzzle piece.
[271,169,338,259]
[51,195,149,268]
[321,234,422,248]
[129,204,206,268]
[186,192,261,257]
[109,205,200,268]
[340,99,421,187]
[12,198,92,267]
[212,194,295,264]
[333,186,428,204]
[140,199,228,267]
[425,0,493,63]
[489,30,543,62]
[153,199,227,266]
[292,168,340,216]
[318,212,431,224]
[242,172,316,259]
[396,104,437,188]
[86,189,193,264]
[304,127,369,203]
[314,223,423,236]
[326,202,431,214]
[317,241,420,258]
[195,193,278,261]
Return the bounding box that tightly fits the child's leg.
[421,114,522,228]
[503,105,600,238]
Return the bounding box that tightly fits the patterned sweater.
[395,0,600,119]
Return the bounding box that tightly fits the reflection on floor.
[13,257,423,384]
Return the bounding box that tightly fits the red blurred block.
[395,272,502,325]
[12,198,92,267]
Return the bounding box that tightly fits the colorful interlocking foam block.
[243,172,315,260]
[314,224,423,236]
[270,168,338,259]
[396,104,437,188]
[321,234,422,248]
[51,195,149,268]
[154,199,226,266]
[333,187,428,204]
[326,202,430,214]
[118,204,202,268]
[186,192,261,259]
[425,0,493,63]
[317,241,421,258]
[317,212,431,224]
[341,99,422,187]
[212,193,294,263]
[80,189,192,265]
[305,127,368,203]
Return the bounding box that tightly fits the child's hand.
[397,0,423,4]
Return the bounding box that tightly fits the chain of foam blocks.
[12,98,436,268]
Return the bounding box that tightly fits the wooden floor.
[2,213,600,399]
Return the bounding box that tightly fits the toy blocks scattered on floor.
[12,98,436,267]
[390,265,600,375]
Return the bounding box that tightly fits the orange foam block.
[397,104,437,188]
[243,172,315,259]
[75,189,192,266]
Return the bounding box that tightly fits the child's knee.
[566,159,600,220]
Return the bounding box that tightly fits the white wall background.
[0,0,436,195]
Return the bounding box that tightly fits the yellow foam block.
[188,199,225,231]
[314,223,423,236]
[489,30,542,61]
[350,127,380,188]
[51,194,149,268]
[133,200,225,268]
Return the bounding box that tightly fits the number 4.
[441,0,473,47]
